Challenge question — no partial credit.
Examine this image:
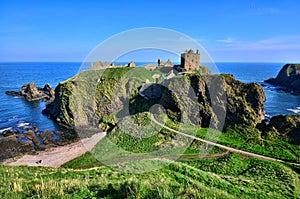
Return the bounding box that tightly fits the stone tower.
[181,49,200,71]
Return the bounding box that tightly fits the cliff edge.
[43,67,266,131]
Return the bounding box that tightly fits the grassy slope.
[0,153,298,199]
[2,112,299,198]
[1,67,300,198]
[59,116,300,198]
[2,121,298,198]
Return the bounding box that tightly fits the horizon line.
[0,60,293,63]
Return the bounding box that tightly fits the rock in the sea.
[39,130,55,145]
[265,64,300,95]
[24,129,40,148]
[5,82,55,102]
[1,129,14,137]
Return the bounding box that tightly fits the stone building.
[128,61,136,67]
[180,49,200,71]
[158,58,173,67]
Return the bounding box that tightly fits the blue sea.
[0,62,299,133]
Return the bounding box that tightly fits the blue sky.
[1,0,300,62]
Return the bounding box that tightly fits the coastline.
[2,132,106,168]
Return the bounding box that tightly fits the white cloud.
[211,35,300,51]
[216,37,236,44]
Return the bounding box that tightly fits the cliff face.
[222,74,266,126]
[263,114,300,145]
[43,68,133,129]
[43,68,266,131]
[265,64,300,94]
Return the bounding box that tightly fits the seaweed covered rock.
[265,64,300,95]
[0,136,34,161]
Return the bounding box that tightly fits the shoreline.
[2,132,106,168]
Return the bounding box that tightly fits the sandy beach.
[2,132,106,168]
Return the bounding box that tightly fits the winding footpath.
[150,114,300,166]
[2,116,299,168]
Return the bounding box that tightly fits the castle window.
[192,59,194,62]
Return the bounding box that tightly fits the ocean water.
[0,62,299,133]
[216,62,300,117]
[0,62,79,133]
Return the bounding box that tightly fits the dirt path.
[2,132,106,168]
[151,115,300,166]
[2,115,299,168]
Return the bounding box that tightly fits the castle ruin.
[180,49,200,71]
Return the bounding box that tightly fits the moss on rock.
[44,68,266,132]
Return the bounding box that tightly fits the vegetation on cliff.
[43,67,266,132]
[39,66,300,165]
[2,66,300,198]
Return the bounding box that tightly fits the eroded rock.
[6,82,55,102]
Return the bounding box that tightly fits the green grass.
[4,71,300,198]
[56,116,300,198]
[1,152,298,198]
[60,152,104,169]
[218,125,300,163]
[162,116,300,164]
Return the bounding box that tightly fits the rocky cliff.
[265,64,300,95]
[262,114,300,145]
[43,67,266,132]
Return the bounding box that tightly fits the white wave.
[265,114,271,118]
[17,122,30,128]
[0,127,12,133]
[287,108,300,114]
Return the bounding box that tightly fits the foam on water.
[0,127,12,133]
[17,122,30,128]
[287,107,300,114]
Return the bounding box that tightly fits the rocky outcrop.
[265,64,300,95]
[222,74,266,126]
[0,126,67,161]
[154,74,265,129]
[0,136,34,161]
[6,82,55,102]
[43,67,266,131]
[43,69,127,128]
[262,114,300,145]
